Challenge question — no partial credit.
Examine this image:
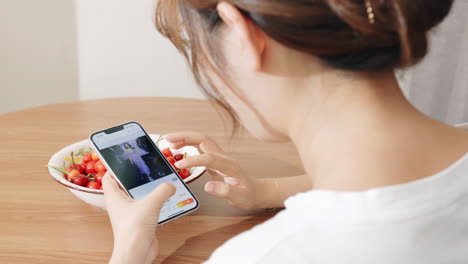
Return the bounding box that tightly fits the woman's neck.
[287,71,468,191]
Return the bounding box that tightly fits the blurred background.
[1,0,467,124]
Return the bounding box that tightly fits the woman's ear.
[217,1,266,72]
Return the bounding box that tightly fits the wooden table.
[0,98,303,263]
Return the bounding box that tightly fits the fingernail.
[218,7,232,25]
[205,182,215,193]
[174,160,183,167]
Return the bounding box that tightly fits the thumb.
[102,172,131,203]
[143,183,176,209]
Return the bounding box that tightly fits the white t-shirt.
[205,127,468,264]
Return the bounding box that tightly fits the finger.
[102,172,131,202]
[207,168,243,186]
[143,183,176,209]
[175,153,241,176]
[166,142,188,150]
[164,132,223,154]
[205,181,230,199]
[164,132,201,144]
[207,168,225,182]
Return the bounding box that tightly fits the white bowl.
[48,134,206,209]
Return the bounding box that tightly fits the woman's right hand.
[165,132,264,210]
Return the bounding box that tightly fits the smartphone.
[89,122,199,224]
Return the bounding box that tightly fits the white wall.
[2,0,462,119]
[75,0,203,100]
[0,0,79,114]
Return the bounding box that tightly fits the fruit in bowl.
[47,134,206,209]
[48,151,107,190]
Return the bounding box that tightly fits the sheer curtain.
[398,0,468,125]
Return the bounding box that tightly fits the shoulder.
[204,209,309,264]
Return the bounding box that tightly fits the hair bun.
[385,0,454,67]
[326,0,455,69]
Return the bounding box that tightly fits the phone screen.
[90,122,198,224]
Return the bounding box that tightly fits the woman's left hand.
[102,173,176,264]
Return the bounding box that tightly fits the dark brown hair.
[155,0,454,129]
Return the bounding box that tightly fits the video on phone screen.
[99,136,173,192]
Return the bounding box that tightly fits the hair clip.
[365,0,376,24]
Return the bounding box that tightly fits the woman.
[103,0,468,263]
[122,142,153,183]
